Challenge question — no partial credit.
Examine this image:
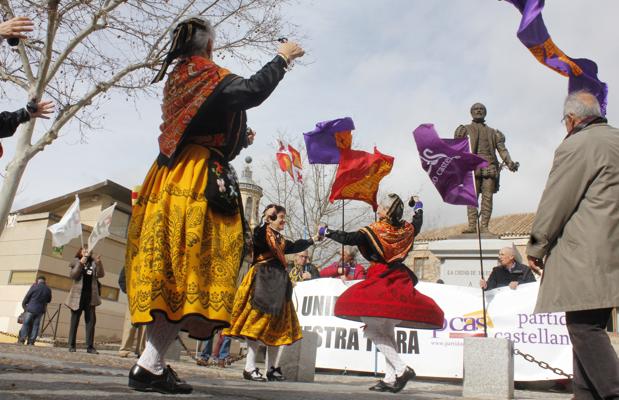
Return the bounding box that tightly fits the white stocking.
[245,339,260,372]
[362,317,406,383]
[137,313,181,375]
[266,345,283,369]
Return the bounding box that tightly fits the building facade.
[0,180,131,342]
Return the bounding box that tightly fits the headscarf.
[152,17,213,84]
[380,193,404,226]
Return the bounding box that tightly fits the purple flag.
[413,124,488,207]
[303,117,355,164]
[504,0,608,115]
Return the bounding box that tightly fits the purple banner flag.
[303,117,355,164]
[504,0,608,115]
[413,124,488,207]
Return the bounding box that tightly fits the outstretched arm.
[218,42,304,111]
[325,229,366,246]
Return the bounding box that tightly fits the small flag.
[87,202,117,251]
[329,147,394,210]
[276,152,294,178]
[131,185,142,206]
[288,144,303,170]
[48,195,82,247]
[303,117,355,164]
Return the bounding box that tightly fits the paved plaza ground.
[0,342,574,400]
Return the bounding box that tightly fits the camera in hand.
[318,225,328,238]
[26,100,38,114]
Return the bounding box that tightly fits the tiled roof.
[417,212,536,241]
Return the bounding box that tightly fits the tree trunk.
[0,151,31,237]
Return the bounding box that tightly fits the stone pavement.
[0,343,572,399]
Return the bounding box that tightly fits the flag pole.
[476,212,488,337]
[296,180,310,238]
[341,199,345,266]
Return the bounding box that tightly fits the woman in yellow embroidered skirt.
[225,205,318,382]
[124,16,304,395]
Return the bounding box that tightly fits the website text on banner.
[292,278,572,381]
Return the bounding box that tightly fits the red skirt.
[334,263,444,329]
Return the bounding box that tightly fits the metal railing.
[39,303,63,341]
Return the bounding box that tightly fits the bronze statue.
[455,103,519,233]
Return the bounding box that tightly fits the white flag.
[87,202,116,251]
[48,195,82,247]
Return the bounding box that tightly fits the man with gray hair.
[479,247,535,290]
[527,90,619,399]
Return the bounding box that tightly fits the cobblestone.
[0,343,573,399]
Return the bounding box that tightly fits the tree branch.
[44,0,125,87]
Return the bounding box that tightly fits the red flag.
[276,152,294,178]
[329,147,394,210]
[288,144,303,169]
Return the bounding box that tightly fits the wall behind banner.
[293,279,572,381]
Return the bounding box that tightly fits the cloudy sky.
[4,0,619,229]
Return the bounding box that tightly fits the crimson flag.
[288,144,303,169]
[276,152,294,178]
[329,147,394,210]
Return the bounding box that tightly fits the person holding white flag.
[65,247,104,354]
[47,195,82,248]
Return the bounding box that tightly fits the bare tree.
[261,138,374,268]
[0,0,294,236]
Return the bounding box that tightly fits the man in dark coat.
[480,247,535,291]
[18,276,52,345]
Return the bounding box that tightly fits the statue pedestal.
[428,237,512,287]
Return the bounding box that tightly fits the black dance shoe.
[390,366,416,393]
[128,364,193,394]
[369,380,394,392]
[243,368,266,382]
[266,366,286,381]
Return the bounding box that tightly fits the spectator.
[479,247,535,290]
[65,247,105,354]
[527,91,619,399]
[117,267,145,357]
[320,247,366,281]
[288,250,320,283]
[18,276,51,345]
[197,332,231,368]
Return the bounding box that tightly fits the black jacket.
[484,261,536,290]
[0,108,30,138]
[22,282,52,314]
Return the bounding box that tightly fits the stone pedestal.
[279,331,318,382]
[463,337,514,399]
[429,238,517,287]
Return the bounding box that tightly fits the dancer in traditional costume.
[124,17,304,394]
[325,194,444,393]
[224,204,319,382]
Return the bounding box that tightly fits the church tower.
[238,156,263,228]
